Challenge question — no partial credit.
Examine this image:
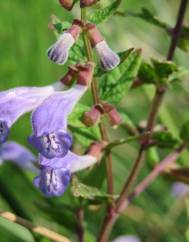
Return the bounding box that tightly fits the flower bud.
[102,103,122,127]
[47,19,83,65]
[76,62,94,85]
[87,142,104,160]
[60,65,78,86]
[59,0,74,11]
[86,23,120,70]
[83,105,103,126]
[80,0,97,8]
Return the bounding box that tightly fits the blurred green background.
[0,0,189,241]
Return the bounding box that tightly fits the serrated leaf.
[68,104,90,128]
[139,59,188,85]
[99,49,142,104]
[88,0,121,24]
[71,176,117,200]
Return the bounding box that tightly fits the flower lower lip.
[0,121,9,144]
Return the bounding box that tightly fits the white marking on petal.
[47,32,75,65]
[95,40,120,71]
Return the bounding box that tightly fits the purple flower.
[86,23,120,71]
[34,166,71,197]
[34,152,97,197]
[95,41,120,71]
[29,84,88,159]
[171,182,189,198]
[0,82,64,144]
[0,141,38,172]
[47,19,83,65]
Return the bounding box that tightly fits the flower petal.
[29,131,72,159]
[0,86,56,128]
[31,84,87,136]
[0,141,38,173]
[47,32,75,65]
[34,167,71,197]
[39,151,97,172]
[95,41,120,70]
[69,152,97,173]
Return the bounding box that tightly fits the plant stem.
[167,0,188,60]
[0,210,71,242]
[76,207,85,242]
[124,143,186,209]
[80,8,114,195]
[97,0,187,241]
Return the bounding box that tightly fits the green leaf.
[139,59,188,85]
[152,131,179,148]
[68,39,86,65]
[177,26,189,53]
[71,176,117,200]
[99,49,142,104]
[88,0,122,24]
[122,8,170,30]
[151,59,178,80]
[0,217,35,242]
[68,104,90,128]
[132,8,169,30]
[146,147,160,168]
[51,15,71,35]
[138,62,157,84]
[180,121,189,143]
[35,201,77,231]
[83,156,106,188]
[70,125,101,147]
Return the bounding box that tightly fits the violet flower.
[0,81,65,144]
[171,182,189,198]
[29,63,94,159]
[30,63,96,197]
[34,152,97,197]
[29,84,88,159]
[34,167,71,197]
[87,23,120,71]
[0,141,38,173]
[47,19,83,65]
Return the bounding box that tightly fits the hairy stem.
[81,8,114,194]
[97,0,188,241]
